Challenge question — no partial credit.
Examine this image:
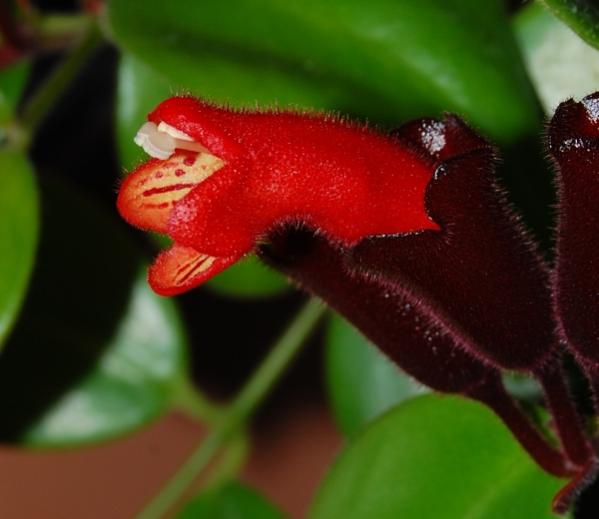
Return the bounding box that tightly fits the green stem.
[135,298,327,519]
[173,376,220,424]
[37,14,91,40]
[19,16,101,141]
[204,431,249,490]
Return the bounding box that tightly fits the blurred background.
[1,0,599,517]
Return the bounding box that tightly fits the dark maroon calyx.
[350,114,557,373]
[550,93,599,373]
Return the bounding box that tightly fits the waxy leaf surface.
[310,396,565,519]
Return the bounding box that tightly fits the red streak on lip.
[142,183,197,197]
[141,202,170,209]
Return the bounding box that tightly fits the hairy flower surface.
[118,96,438,295]
[117,94,599,513]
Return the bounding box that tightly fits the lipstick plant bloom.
[118,97,437,295]
[118,93,599,513]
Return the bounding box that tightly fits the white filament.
[134,122,175,159]
[157,121,194,141]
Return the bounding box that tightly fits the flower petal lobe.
[149,243,239,296]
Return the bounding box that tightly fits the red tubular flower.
[117,95,599,513]
[117,96,438,295]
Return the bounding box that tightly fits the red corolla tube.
[117,96,439,295]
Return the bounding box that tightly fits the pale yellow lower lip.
[120,151,225,233]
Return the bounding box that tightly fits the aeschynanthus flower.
[117,95,599,512]
[117,96,439,296]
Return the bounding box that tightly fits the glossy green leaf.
[515,2,599,114]
[21,271,189,446]
[116,53,173,170]
[0,180,190,447]
[310,396,565,519]
[540,0,599,50]
[325,313,425,436]
[116,53,289,298]
[107,0,540,143]
[0,151,38,350]
[178,481,285,519]
[0,60,29,123]
[205,256,288,299]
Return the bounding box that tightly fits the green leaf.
[115,53,173,170]
[115,53,289,298]
[178,481,286,519]
[325,313,425,436]
[205,255,288,299]
[107,0,540,143]
[540,0,599,51]
[515,2,599,114]
[0,60,29,123]
[310,396,566,519]
[21,271,189,446]
[0,151,38,350]
[0,180,191,447]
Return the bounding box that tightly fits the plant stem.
[173,376,220,424]
[468,374,571,478]
[537,365,594,467]
[19,16,101,140]
[36,13,91,40]
[135,298,327,519]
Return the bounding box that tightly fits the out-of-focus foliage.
[0,151,38,350]
[115,54,172,170]
[206,256,289,298]
[540,0,599,50]
[516,2,599,113]
[310,396,567,519]
[0,61,29,124]
[325,314,426,436]
[177,481,286,519]
[0,63,37,351]
[0,182,190,446]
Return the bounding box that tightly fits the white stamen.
[157,121,195,141]
[141,139,175,160]
[134,121,212,160]
[134,122,157,147]
[134,121,176,159]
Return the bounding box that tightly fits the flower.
[117,96,437,295]
[117,93,599,512]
